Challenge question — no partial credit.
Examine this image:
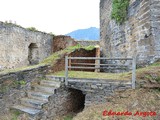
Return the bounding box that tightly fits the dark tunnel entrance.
[69,88,85,113]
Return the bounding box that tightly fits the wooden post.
[68,55,71,71]
[65,56,68,86]
[132,56,136,89]
[95,47,100,72]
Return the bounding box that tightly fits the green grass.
[41,44,96,65]
[11,111,21,120]
[54,62,160,81]
[63,115,73,120]
[54,71,131,80]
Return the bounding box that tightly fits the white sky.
[0,0,100,35]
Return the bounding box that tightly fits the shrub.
[111,0,130,24]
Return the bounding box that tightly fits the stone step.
[11,105,42,116]
[45,75,65,82]
[32,85,56,94]
[40,80,61,88]
[21,98,48,109]
[27,91,53,101]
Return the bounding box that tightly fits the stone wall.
[41,87,85,119]
[52,35,77,53]
[0,22,53,70]
[100,0,160,65]
[45,76,145,108]
[67,78,131,106]
[0,65,49,114]
[76,40,100,47]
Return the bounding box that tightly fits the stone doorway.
[28,43,39,65]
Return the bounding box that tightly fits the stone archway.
[28,43,39,65]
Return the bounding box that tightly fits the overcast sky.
[0,0,100,35]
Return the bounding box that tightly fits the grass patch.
[54,62,160,81]
[40,44,96,65]
[11,111,21,120]
[63,115,73,120]
[65,44,96,51]
[73,89,160,120]
[54,71,131,80]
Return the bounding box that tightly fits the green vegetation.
[111,0,130,24]
[54,62,160,82]
[48,32,55,36]
[0,80,27,94]
[15,80,27,85]
[54,71,131,80]
[11,111,21,120]
[0,80,15,93]
[26,27,38,32]
[63,115,73,120]
[4,21,22,28]
[65,44,96,51]
[41,44,96,65]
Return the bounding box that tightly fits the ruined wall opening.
[28,43,39,65]
[68,88,85,113]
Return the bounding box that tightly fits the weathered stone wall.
[41,87,85,119]
[67,78,131,106]
[100,0,160,65]
[45,76,145,108]
[52,35,77,53]
[0,65,49,114]
[76,40,100,47]
[0,22,53,70]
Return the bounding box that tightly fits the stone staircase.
[11,75,63,119]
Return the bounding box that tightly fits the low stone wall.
[49,76,132,107]
[77,40,99,47]
[0,65,50,114]
[67,78,132,106]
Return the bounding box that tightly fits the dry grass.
[73,89,160,120]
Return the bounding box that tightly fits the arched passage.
[28,43,39,65]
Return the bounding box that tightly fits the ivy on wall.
[111,0,130,24]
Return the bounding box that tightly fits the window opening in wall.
[28,43,39,65]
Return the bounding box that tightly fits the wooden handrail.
[68,57,133,60]
[65,56,136,89]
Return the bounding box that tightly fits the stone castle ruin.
[0,1,160,119]
[100,0,160,65]
[0,22,53,70]
[0,0,160,70]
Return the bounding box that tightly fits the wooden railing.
[65,57,136,89]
